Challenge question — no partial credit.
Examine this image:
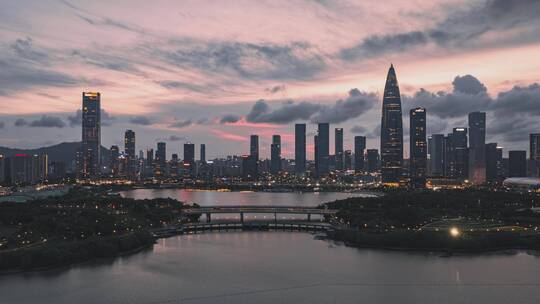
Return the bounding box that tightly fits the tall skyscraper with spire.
[380,64,403,184]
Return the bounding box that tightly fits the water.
[119,188,371,207]
[2,190,540,303]
[119,189,371,221]
[1,232,540,304]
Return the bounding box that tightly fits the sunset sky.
[1,0,540,159]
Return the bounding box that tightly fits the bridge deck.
[183,205,338,215]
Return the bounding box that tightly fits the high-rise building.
[335,128,344,171]
[200,144,206,163]
[242,155,258,180]
[316,123,330,176]
[366,149,379,173]
[270,135,282,174]
[110,145,119,176]
[509,150,527,177]
[410,107,427,188]
[445,128,468,180]
[295,124,306,174]
[155,142,166,177]
[124,130,136,176]
[170,154,179,177]
[250,135,259,160]
[81,92,101,178]
[184,143,195,175]
[314,135,319,174]
[0,155,5,184]
[485,143,503,182]
[354,136,366,173]
[468,112,486,184]
[344,150,352,170]
[380,64,403,184]
[428,134,445,177]
[530,134,540,177]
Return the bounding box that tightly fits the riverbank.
[326,228,540,254]
[0,231,156,274]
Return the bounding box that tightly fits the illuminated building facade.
[380,64,403,184]
[81,92,101,178]
[410,107,427,188]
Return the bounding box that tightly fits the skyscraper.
[155,142,166,177]
[81,92,101,177]
[409,107,427,188]
[446,128,468,180]
[270,135,281,174]
[110,145,119,176]
[509,150,527,177]
[335,128,344,171]
[468,112,486,184]
[250,135,259,160]
[530,134,540,177]
[485,143,502,182]
[344,150,352,170]
[295,124,306,174]
[354,136,366,173]
[366,149,379,173]
[316,123,329,176]
[380,64,403,184]
[124,130,136,176]
[428,134,445,177]
[184,143,195,175]
[200,144,206,163]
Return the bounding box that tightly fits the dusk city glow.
[1,1,540,304]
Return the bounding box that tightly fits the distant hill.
[0,142,109,167]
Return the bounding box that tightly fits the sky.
[1,0,540,159]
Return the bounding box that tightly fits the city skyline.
[1,1,540,158]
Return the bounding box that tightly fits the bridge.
[182,205,338,223]
[151,221,335,238]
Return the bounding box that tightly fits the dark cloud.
[403,75,491,119]
[14,118,28,127]
[245,88,376,124]
[310,89,377,123]
[265,85,286,94]
[129,116,153,125]
[0,121,4,129]
[490,83,540,117]
[246,100,321,123]
[71,50,140,74]
[153,40,326,80]
[340,0,540,61]
[10,37,48,63]
[452,75,487,95]
[67,109,116,127]
[15,115,66,128]
[169,119,192,129]
[220,114,241,124]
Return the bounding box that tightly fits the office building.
[295,124,306,174]
[531,134,540,177]
[110,145,119,176]
[468,112,486,184]
[184,143,195,175]
[200,144,206,163]
[380,64,403,184]
[155,142,166,177]
[354,136,366,173]
[410,107,427,188]
[509,150,527,177]
[428,134,445,177]
[335,128,344,171]
[270,135,282,174]
[250,135,259,160]
[485,143,503,182]
[316,123,330,176]
[124,130,136,176]
[366,149,379,173]
[80,92,101,177]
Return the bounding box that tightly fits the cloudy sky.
[1,0,539,159]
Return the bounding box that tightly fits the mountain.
[0,142,109,167]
